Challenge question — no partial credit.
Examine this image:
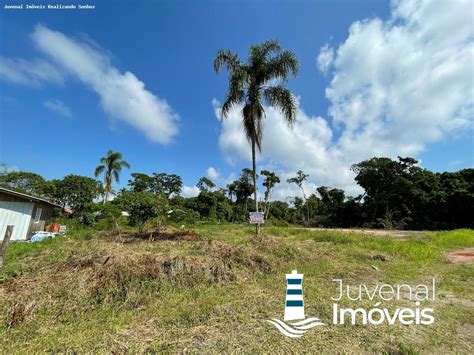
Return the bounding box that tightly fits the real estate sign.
[249,212,264,224]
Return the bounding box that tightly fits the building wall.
[0,192,55,241]
[0,200,34,241]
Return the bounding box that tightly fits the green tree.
[287,170,310,223]
[261,170,280,219]
[227,169,256,221]
[197,177,216,192]
[53,175,103,211]
[351,157,418,227]
[151,173,183,198]
[214,40,299,234]
[114,190,158,232]
[94,150,130,203]
[316,187,345,226]
[128,173,154,192]
[0,171,47,196]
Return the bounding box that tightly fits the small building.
[0,187,61,241]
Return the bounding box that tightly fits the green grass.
[0,225,473,353]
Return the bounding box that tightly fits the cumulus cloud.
[214,100,358,195]
[316,44,334,74]
[0,57,64,87]
[43,99,72,117]
[325,0,472,161]
[181,185,200,198]
[26,25,178,143]
[206,166,220,180]
[217,0,473,197]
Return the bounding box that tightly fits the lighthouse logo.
[266,270,324,338]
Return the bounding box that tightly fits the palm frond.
[263,50,299,83]
[120,160,131,169]
[113,170,120,183]
[264,86,297,124]
[214,50,241,73]
[221,68,247,118]
[249,40,281,64]
[94,165,105,177]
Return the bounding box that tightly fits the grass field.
[0,225,473,353]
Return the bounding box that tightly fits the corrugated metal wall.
[0,201,34,241]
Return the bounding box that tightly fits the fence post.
[0,225,14,269]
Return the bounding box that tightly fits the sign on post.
[249,212,265,224]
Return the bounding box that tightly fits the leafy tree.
[215,40,299,234]
[94,150,130,203]
[287,170,310,223]
[128,172,182,198]
[316,187,345,226]
[128,173,154,192]
[261,170,280,219]
[194,177,231,221]
[151,173,183,198]
[197,177,216,192]
[0,171,47,196]
[226,169,256,221]
[267,200,290,221]
[351,157,421,227]
[53,175,103,211]
[114,190,159,232]
[351,156,474,229]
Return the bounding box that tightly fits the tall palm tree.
[214,40,299,235]
[94,150,130,203]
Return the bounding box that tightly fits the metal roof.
[0,187,62,208]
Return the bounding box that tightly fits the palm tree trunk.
[104,173,111,204]
[266,198,272,220]
[251,139,259,236]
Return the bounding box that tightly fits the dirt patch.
[119,230,201,243]
[446,248,474,264]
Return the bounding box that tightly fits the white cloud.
[206,166,220,180]
[181,185,200,198]
[317,44,334,74]
[43,99,72,117]
[0,57,64,87]
[29,25,178,143]
[214,100,359,194]
[216,0,473,197]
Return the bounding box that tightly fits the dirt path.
[305,227,421,238]
[446,248,474,264]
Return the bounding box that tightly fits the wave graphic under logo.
[266,317,324,338]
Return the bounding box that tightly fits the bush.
[114,190,169,232]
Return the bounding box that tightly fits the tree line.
[0,152,472,231]
[1,41,471,231]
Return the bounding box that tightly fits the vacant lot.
[0,225,473,353]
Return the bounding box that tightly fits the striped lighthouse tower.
[284,270,305,321]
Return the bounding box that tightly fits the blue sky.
[1,0,472,198]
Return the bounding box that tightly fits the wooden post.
[0,225,14,269]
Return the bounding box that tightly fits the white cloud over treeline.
[219,0,473,197]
